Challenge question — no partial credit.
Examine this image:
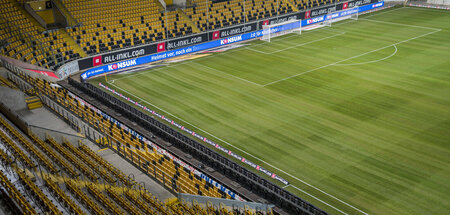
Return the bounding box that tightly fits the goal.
[261,19,301,42]
[303,7,359,31]
[328,7,359,23]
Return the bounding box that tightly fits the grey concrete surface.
[0,76,175,202]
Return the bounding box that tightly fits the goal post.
[262,19,301,42]
[327,7,359,23]
[303,7,359,31]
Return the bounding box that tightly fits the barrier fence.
[69,78,328,214]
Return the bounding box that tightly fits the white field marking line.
[403,6,450,13]
[291,185,349,215]
[192,62,263,87]
[363,7,404,18]
[359,18,442,31]
[283,184,290,189]
[335,44,398,66]
[246,32,346,55]
[245,20,355,51]
[247,25,336,49]
[267,30,346,47]
[263,27,441,86]
[245,43,280,54]
[112,64,178,82]
[108,82,366,215]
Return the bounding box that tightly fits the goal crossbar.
[303,7,359,31]
[262,19,301,42]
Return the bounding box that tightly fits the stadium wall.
[0,55,59,81]
[79,0,383,80]
[56,0,381,79]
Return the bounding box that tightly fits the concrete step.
[177,8,201,33]
[25,96,42,110]
[285,0,300,12]
[52,0,78,27]
[9,0,45,32]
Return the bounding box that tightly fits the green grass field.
[91,7,450,215]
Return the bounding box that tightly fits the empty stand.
[186,0,294,31]
[0,0,82,70]
[2,50,282,215]
[63,0,193,54]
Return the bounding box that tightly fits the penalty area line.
[246,32,346,55]
[335,44,398,66]
[263,28,441,86]
[107,81,369,215]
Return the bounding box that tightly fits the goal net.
[329,7,359,23]
[304,7,359,31]
[261,19,301,42]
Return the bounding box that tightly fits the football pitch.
[91,7,450,215]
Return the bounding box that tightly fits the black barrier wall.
[68,78,328,215]
[77,0,378,71]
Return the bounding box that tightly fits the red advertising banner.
[212,31,220,39]
[305,10,311,19]
[93,56,102,66]
[26,69,59,79]
[343,2,349,9]
[157,42,166,52]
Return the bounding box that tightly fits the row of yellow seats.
[123,190,157,214]
[63,141,117,184]
[0,117,58,173]
[16,169,62,214]
[65,179,106,215]
[43,176,86,215]
[11,68,233,204]
[133,149,230,199]
[46,135,98,181]
[87,183,125,215]
[0,170,36,214]
[29,132,79,178]
[0,129,34,168]
[105,187,141,215]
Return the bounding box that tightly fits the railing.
[178,193,274,214]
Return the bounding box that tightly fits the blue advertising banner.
[81,1,384,80]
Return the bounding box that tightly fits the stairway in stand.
[178,8,201,33]
[58,29,87,58]
[9,0,45,32]
[285,0,300,12]
[51,0,78,27]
